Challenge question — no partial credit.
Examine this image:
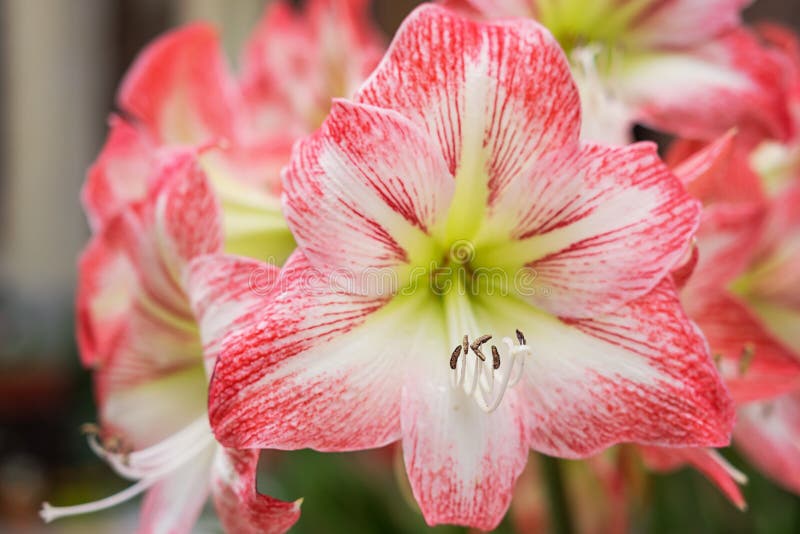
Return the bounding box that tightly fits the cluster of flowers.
[42,0,800,532]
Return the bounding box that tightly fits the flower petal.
[118,23,236,145]
[735,393,800,495]
[628,0,751,48]
[138,442,215,534]
[240,0,385,135]
[76,223,138,368]
[481,279,734,457]
[401,351,528,530]
[185,254,280,375]
[483,142,700,318]
[282,100,454,291]
[639,446,746,509]
[82,116,157,231]
[618,29,793,141]
[356,4,580,240]
[686,293,800,403]
[209,251,408,450]
[212,448,301,534]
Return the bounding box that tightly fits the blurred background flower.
[1,1,800,532]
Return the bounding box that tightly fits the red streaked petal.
[185,254,280,374]
[486,142,700,318]
[639,446,746,509]
[735,393,800,495]
[118,23,236,145]
[76,223,138,368]
[212,448,301,534]
[209,251,403,450]
[138,442,215,534]
[401,354,528,530]
[686,293,800,403]
[357,4,580,215]
[629,0,751,48]
[482,279,734,457]
[620,29,793,142]
[282,100,454,288]
[152,153,224,279]
[240,0,384,135]
[82,116,157,232]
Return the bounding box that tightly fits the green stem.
[540,455,575,534]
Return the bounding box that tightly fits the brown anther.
[739,343,756,375]
[515,329,526,345]
[450,345,462,370]
[491,345,501,369]
[712,353,723,368]
[470,334,492,361]
[462,335,469,357]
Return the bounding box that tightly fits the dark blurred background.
[1,1,799,532]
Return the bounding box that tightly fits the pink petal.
[670,130,736,189]
[118,23,237,146]
[82,116,157,231]
[282,100,454,288]
[639,446,746,509]
[185,254,280,374]
[240,0,385,135]
[212,448,301,534]
[209,251,403,450]
[629,0,751,48]
[489,142,700,318]
[686,293,800,403]
[735,392,800,495]
[356,4,580,203]
[76,222,138,368]
[138,442,215,534]
[488,279,735,457]
[401,354,528,530]
[681,203,765,302]
[621,29,793,142]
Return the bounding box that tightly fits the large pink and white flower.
[445,0,793,145]
[206,6,734,529]
[43,150,300,533]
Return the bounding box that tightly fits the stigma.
[449,329,531,413]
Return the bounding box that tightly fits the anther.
[515,329,526,345]
[462,335,469,357]
[450,345,462,370]
[491,345,500,369]
[470,334,492,361]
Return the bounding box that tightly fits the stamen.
[449,329,531,413]
[42,416,213,522]
[470,334,492,361]
[491,345,501,370]
[450,345,462,370]
[739,343,756,375]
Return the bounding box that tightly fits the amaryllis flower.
[41,150,300,533]
[83,0,384,263]
[206,6,734,529]
[445,0,792,145]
